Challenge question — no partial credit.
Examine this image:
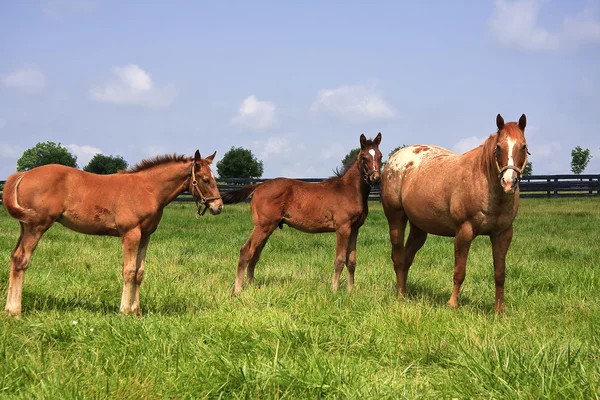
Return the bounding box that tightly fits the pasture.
[1,198,599,398]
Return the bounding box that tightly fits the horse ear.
[496,114,505,131]
[205,151,216,164]
[373,132,382,146]
[519,113,526,131]
[194,150,201,162]
[360,134,367,149]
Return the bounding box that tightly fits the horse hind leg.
[233,224,276,296]
[5,223,48,317]
[345,229,359,291]
[130,234,150,317]
[403,222,428,275]
[332,225,351,292]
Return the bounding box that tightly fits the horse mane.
[330,138,377,179]
[331,154,358,179]
[480,132,499,178]
[121,153,192,174]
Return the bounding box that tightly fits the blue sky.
[1,0,599,179]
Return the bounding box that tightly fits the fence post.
[546,178,551,198]
[590,178,593,195]
[553,177,558,197]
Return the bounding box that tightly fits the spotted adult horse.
[381,114,529,313]
[223,133,383,295]
[3,150,223,317]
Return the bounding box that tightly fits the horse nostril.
[512,178,518,186]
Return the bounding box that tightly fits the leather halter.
[494,146,529,180]
[360,157,380,186]
[189,161,221,216]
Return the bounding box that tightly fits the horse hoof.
[5,309,21,318]
[447,300,459,309]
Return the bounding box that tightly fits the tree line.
[11,141,596,178]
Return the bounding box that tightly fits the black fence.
[1,175,599,204]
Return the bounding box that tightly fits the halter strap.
[495,158,527,179]
[189,162,221,216]
[360,162,378,186]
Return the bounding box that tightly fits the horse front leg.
[490,225,513,314]
[233,224,275,296]
[131,234,150,317]
[5,223,47,317]
[345,229,358,291]
[332,225,351,292]
[448,223,475,309]
[120,228,141,315]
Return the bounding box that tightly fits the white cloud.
[311,83,396,122]
[0,143,21,159]
[2,66,47,94]
[489,0,600,52]
[89,64,176,108]
[251,134,305,160]
[232,95,277,131]
[254,136,291,159]
[321,142,348,161]
[140,145,168,157]
[532,141,561,158]
[67,144,102,167]
[452,136,486,154]
[41,0,98,20]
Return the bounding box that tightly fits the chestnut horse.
[3,150,223,317]
[380,114,528,313]
[223,133,382,295]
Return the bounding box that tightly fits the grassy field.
[0,198,599,399]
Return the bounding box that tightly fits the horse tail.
[3,172,36,224]
[221,183,262,204]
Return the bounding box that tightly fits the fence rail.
[1,175,599,204]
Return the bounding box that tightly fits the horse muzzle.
[368,170,381,184]
[208,199,224,215]
[500,175,519,194]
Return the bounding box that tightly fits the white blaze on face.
[210,169,215,179]
[369,149,376,170]
[501,137,518,190]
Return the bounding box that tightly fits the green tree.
[523,161,533,176]
[83,154,128,174]
[17,141,77,171]
[570,146,592,174]
[341,148,360,171]
[216,147,264,178]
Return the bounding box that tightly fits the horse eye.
[521,144,527,151]
[495,145,501,153]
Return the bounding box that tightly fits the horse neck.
[341,159,372,201]
[138,162,190,206]
[474,145,517,209]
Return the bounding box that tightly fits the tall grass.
[0,198,599,398]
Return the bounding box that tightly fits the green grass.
[1,198,599,399]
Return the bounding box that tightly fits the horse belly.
[284,214,336,233]
[402,189,457,237]
[58,209,120,236]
